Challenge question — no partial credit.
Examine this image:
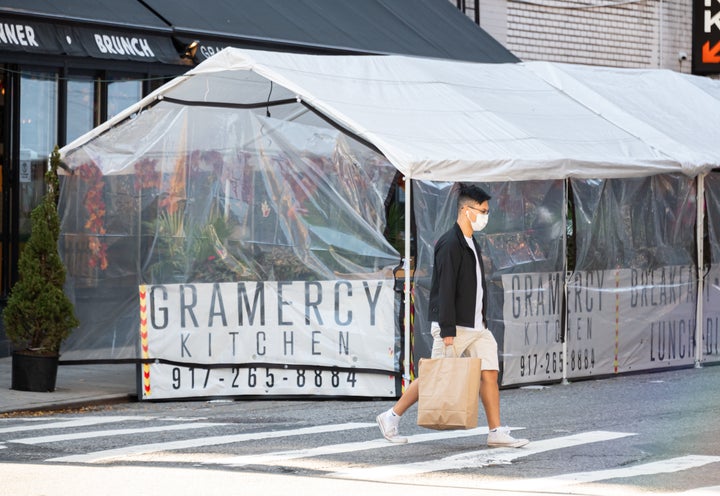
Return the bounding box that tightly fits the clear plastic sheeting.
[703,172,720,364]
[58,100,399,361]
[706,172,720,265]
[571,175,696,271]
[412,180,566,367]
[568,175,699,376]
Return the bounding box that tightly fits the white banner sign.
[502,266,698,385]
[501,272,564,385]
[138,280,398,399]
[567,266,697,378]
[703,264,720,364]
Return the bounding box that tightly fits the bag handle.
[443,344,458,358]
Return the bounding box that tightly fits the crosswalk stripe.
[47,422,375,463]
[206,427,493,467]
[9,422,223,445]
[0,416,154,435]
[675,485,720,495]
[330,430,635,480]
[482,455,720,492]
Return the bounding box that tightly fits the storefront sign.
[71,26,179,63]
[0,18,180,63]
[92,33,155,59]
[199,43,230,61]
[502,266,698,385]
[19,160,31,183]
[693,0,720,73]
[0,23,39,48]
[0,20,61,54]
[501,272,564,385]
[138,280,398,399]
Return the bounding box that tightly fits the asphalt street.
[1,365,719,495]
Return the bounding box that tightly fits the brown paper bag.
[417,356,481,430]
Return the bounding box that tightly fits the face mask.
[466,210,489,231]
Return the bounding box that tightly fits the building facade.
[453,0,698,74]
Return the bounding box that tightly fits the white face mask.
[466,210,489,232]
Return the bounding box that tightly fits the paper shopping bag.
[417,357,481,430]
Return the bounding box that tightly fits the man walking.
[376,183,528,448]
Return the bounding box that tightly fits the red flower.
[76,162,108,271]
[134,158,160,191]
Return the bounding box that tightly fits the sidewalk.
[0,357,136,414]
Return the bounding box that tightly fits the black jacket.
[427,223,488,338]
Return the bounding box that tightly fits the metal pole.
[695,172,706,368]
[562,179,570,385]
[403,178,412,385]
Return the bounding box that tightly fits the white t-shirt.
[463,235,484,331]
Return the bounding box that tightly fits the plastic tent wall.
[59,71,401,394]
[59,48,720,396]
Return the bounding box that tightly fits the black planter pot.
[11,351,60,392]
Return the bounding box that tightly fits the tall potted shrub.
[3,146,79,391]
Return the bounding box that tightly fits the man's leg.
[376,378,418,443]
[480,369,500,429]
[480,369,529,447]
[392,378,419,415]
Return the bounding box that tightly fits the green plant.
[146,201,254,283]
[3,146,80,354]
[384,201,405,253]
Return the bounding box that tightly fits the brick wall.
[452,0,693,73]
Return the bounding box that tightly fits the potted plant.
[3,146,80,392]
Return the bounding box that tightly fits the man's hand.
[443,336,454,346]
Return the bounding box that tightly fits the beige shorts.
[430,323,499,371]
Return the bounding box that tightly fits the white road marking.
[483,455,720,492]
[0,416,154,435]
[9,422,224,445]
[47,422,376,463]
[330,430,636,480]
[675,485,720,495]
[210,427,493,467]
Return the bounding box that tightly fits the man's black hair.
[455,183,491,209]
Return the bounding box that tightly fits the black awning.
[66,25,181,64]
[0,1,183,64]
[145,0,519,63]
[0,0,171,31]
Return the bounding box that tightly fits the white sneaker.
[487,426,529,448]
[376,411,408,444]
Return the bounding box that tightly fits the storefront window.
[66,78,95,144]
[107,79,141,120]
[20,71,58,239]
[0,69,5,290]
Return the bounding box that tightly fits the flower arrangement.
[134,157,160,191]
[75,162,108,270]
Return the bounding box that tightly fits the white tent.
[64,48,720,182]
[60,48,720,391]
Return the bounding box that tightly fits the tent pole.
[562,179,570,385]
[695,172,706,369]
[403,178,412,387]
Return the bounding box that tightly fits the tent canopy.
[62,48,720,181]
